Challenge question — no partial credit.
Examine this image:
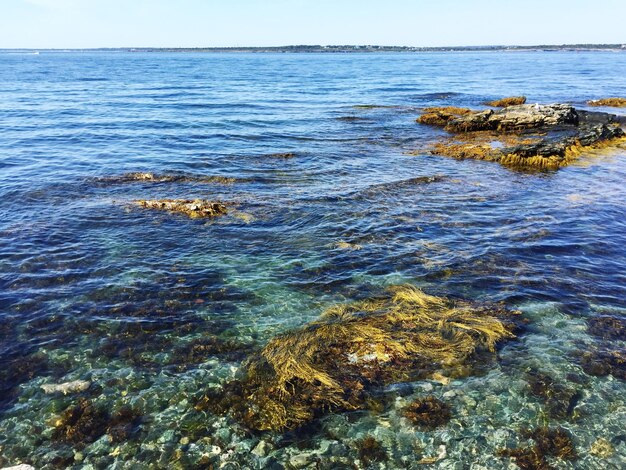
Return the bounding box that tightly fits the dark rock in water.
[96,172,237,185]
[417,102,626,169]
[135,199,228,218]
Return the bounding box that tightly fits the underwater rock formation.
[417,103,626,169]
[135,199,228,218]
[41,380,91,395]
[197,286,519,432]
[588,97,626,108]
[96,172,237,185]
[486,96,527,107]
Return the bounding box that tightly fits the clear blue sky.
[1,0,625,48]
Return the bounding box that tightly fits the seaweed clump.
[52,399,142,447]
[135,199,228,218]
[588,98,626,108]
[587,315,626,340]
[486,96,527,107]
[526,371,581,419]
[356,436,388,466]
[577,346,626,380]
[498,426,577,470]
[199,286,518,431]
[52,398,110,446]
[403,396,452,430]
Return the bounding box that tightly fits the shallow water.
[0,51,625,469]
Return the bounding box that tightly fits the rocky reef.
[135,199,228,218]
[416,103,626,169]
[198,286,519,432]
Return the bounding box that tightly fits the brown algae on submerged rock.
[197,286,519,432]
[588,97,626,108]
[135,199,228,218]
[97,172,238,185]
[498,426,577,469]
[416,106,473,127]
[416,103,626,169]
[403,396,452,430]
[486,96,527,107]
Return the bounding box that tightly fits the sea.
[0,51,625,469]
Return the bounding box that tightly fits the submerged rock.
[135,199,228,218]
[96,172,237,185]
[41,380,91,395]
[197,285,519,432]
[417,103,626,169]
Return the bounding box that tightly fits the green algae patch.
[198,286,519,432]
[486,96,527,107]
[588,97,626,108]
[403,396,452,430]
[135,199,228,219]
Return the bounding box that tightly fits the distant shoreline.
[1,44,625,53]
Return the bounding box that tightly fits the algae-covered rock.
[486,96,527,107]
[445,104,578,133]
[416,102,626,169]
[588,97,626,108]
[135,199,228,218]
[198,286,519,432]
[96,172,237,185]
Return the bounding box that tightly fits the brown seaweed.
[199,286,519,431]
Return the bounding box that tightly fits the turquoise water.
[0,51,625,469]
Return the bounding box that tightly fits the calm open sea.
[0,51,625,469]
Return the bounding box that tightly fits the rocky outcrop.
[445,104,579,132]
[135,199,228,218]
[417,103,626,169]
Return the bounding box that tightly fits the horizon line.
[1,43,625,51]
